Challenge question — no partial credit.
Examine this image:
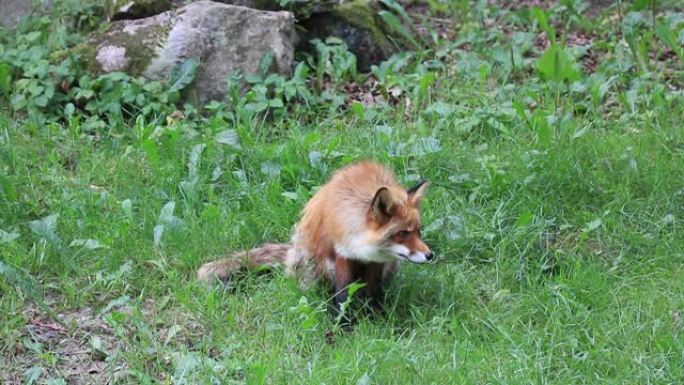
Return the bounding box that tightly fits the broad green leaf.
[211,166,224,182]
[308,151,323,168]
[159,202,176,220]
[90,336,108,359]
[531,7,556,45]
[424,101,454,117]
[29,214,62,247]
[621,11,647,37]
[98,295,131,315]
[350,101,365,119]
[34,95,49,107]
[537,44,581,83]
[25,31,42,42]
[515,212,533,228]
[0,63,11,94]
[379,0,412,23]
[122,199,133,218]
[245,74,263,84]
[325,36,344,45]
[165,325,183,346]
[215,129,241,149]
[168,57,200,93]
[259,51,274,76]
[187,144,205,179]
[158,201,183,229]
[64,103,75,116]
[268,98,284,108]
[245,101,268,113]
[412,137,442,155]
[356,373,371,385]
[69,239,107,250]
[378,10,421,49]
[282,191,298,200]
[572,126,589,139]
[260,162,281,177]
[0,229,20,244]
[173,352,202,380]
[583,219,603,232]
[153,224,164,247]
[24,366,44,385]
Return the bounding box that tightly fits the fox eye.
[397,230,410,238]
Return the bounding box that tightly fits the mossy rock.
[107,0,173,20]
[215,0,415,71]
[86,12,175,76]
[214,0,341,20]
[297,0,406,71]
[83,0,295,103]
[0,0,52,29]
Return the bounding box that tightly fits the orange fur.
[197,160,433,312]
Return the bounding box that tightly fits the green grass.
[2,1,684,384]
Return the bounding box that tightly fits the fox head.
[367,180,434,263]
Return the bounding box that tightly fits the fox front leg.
[331,255,354,326]
[362,262,387,314]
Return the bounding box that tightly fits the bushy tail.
[197,243,291,284]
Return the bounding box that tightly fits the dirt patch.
[583,0,617,18]
[1,306,120,385]
[532,28,602,73]
[344,78,387,107]
[567,30,602,73]
[486,0,614,16]
[403,2,455,41]
[487,0,558,11]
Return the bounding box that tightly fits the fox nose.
[425,251,434,261]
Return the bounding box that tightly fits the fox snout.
[390,235,433,263]
[403,249,434,263]
[409,235,435,263]
[410,244,435,263]
[425,250,435,261]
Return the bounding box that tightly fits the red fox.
[197,160,433,316]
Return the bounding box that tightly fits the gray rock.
[215,0,408,71]
[88,0,295,103]
[97,0,410,72]
[298,0,401,72]
[0,0,51,28]
[213,0,343,20]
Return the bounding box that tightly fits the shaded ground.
[2,306,117,385]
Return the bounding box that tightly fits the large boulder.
[98,0,411,72]
[0,0,51,29]
[216,0,408,72]
[87,0,295,103]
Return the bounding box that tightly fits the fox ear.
[407,180,428,206]
[371,187,395,223]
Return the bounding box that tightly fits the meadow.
[1,1,683,383]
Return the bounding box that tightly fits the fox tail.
[197,243,291,284]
